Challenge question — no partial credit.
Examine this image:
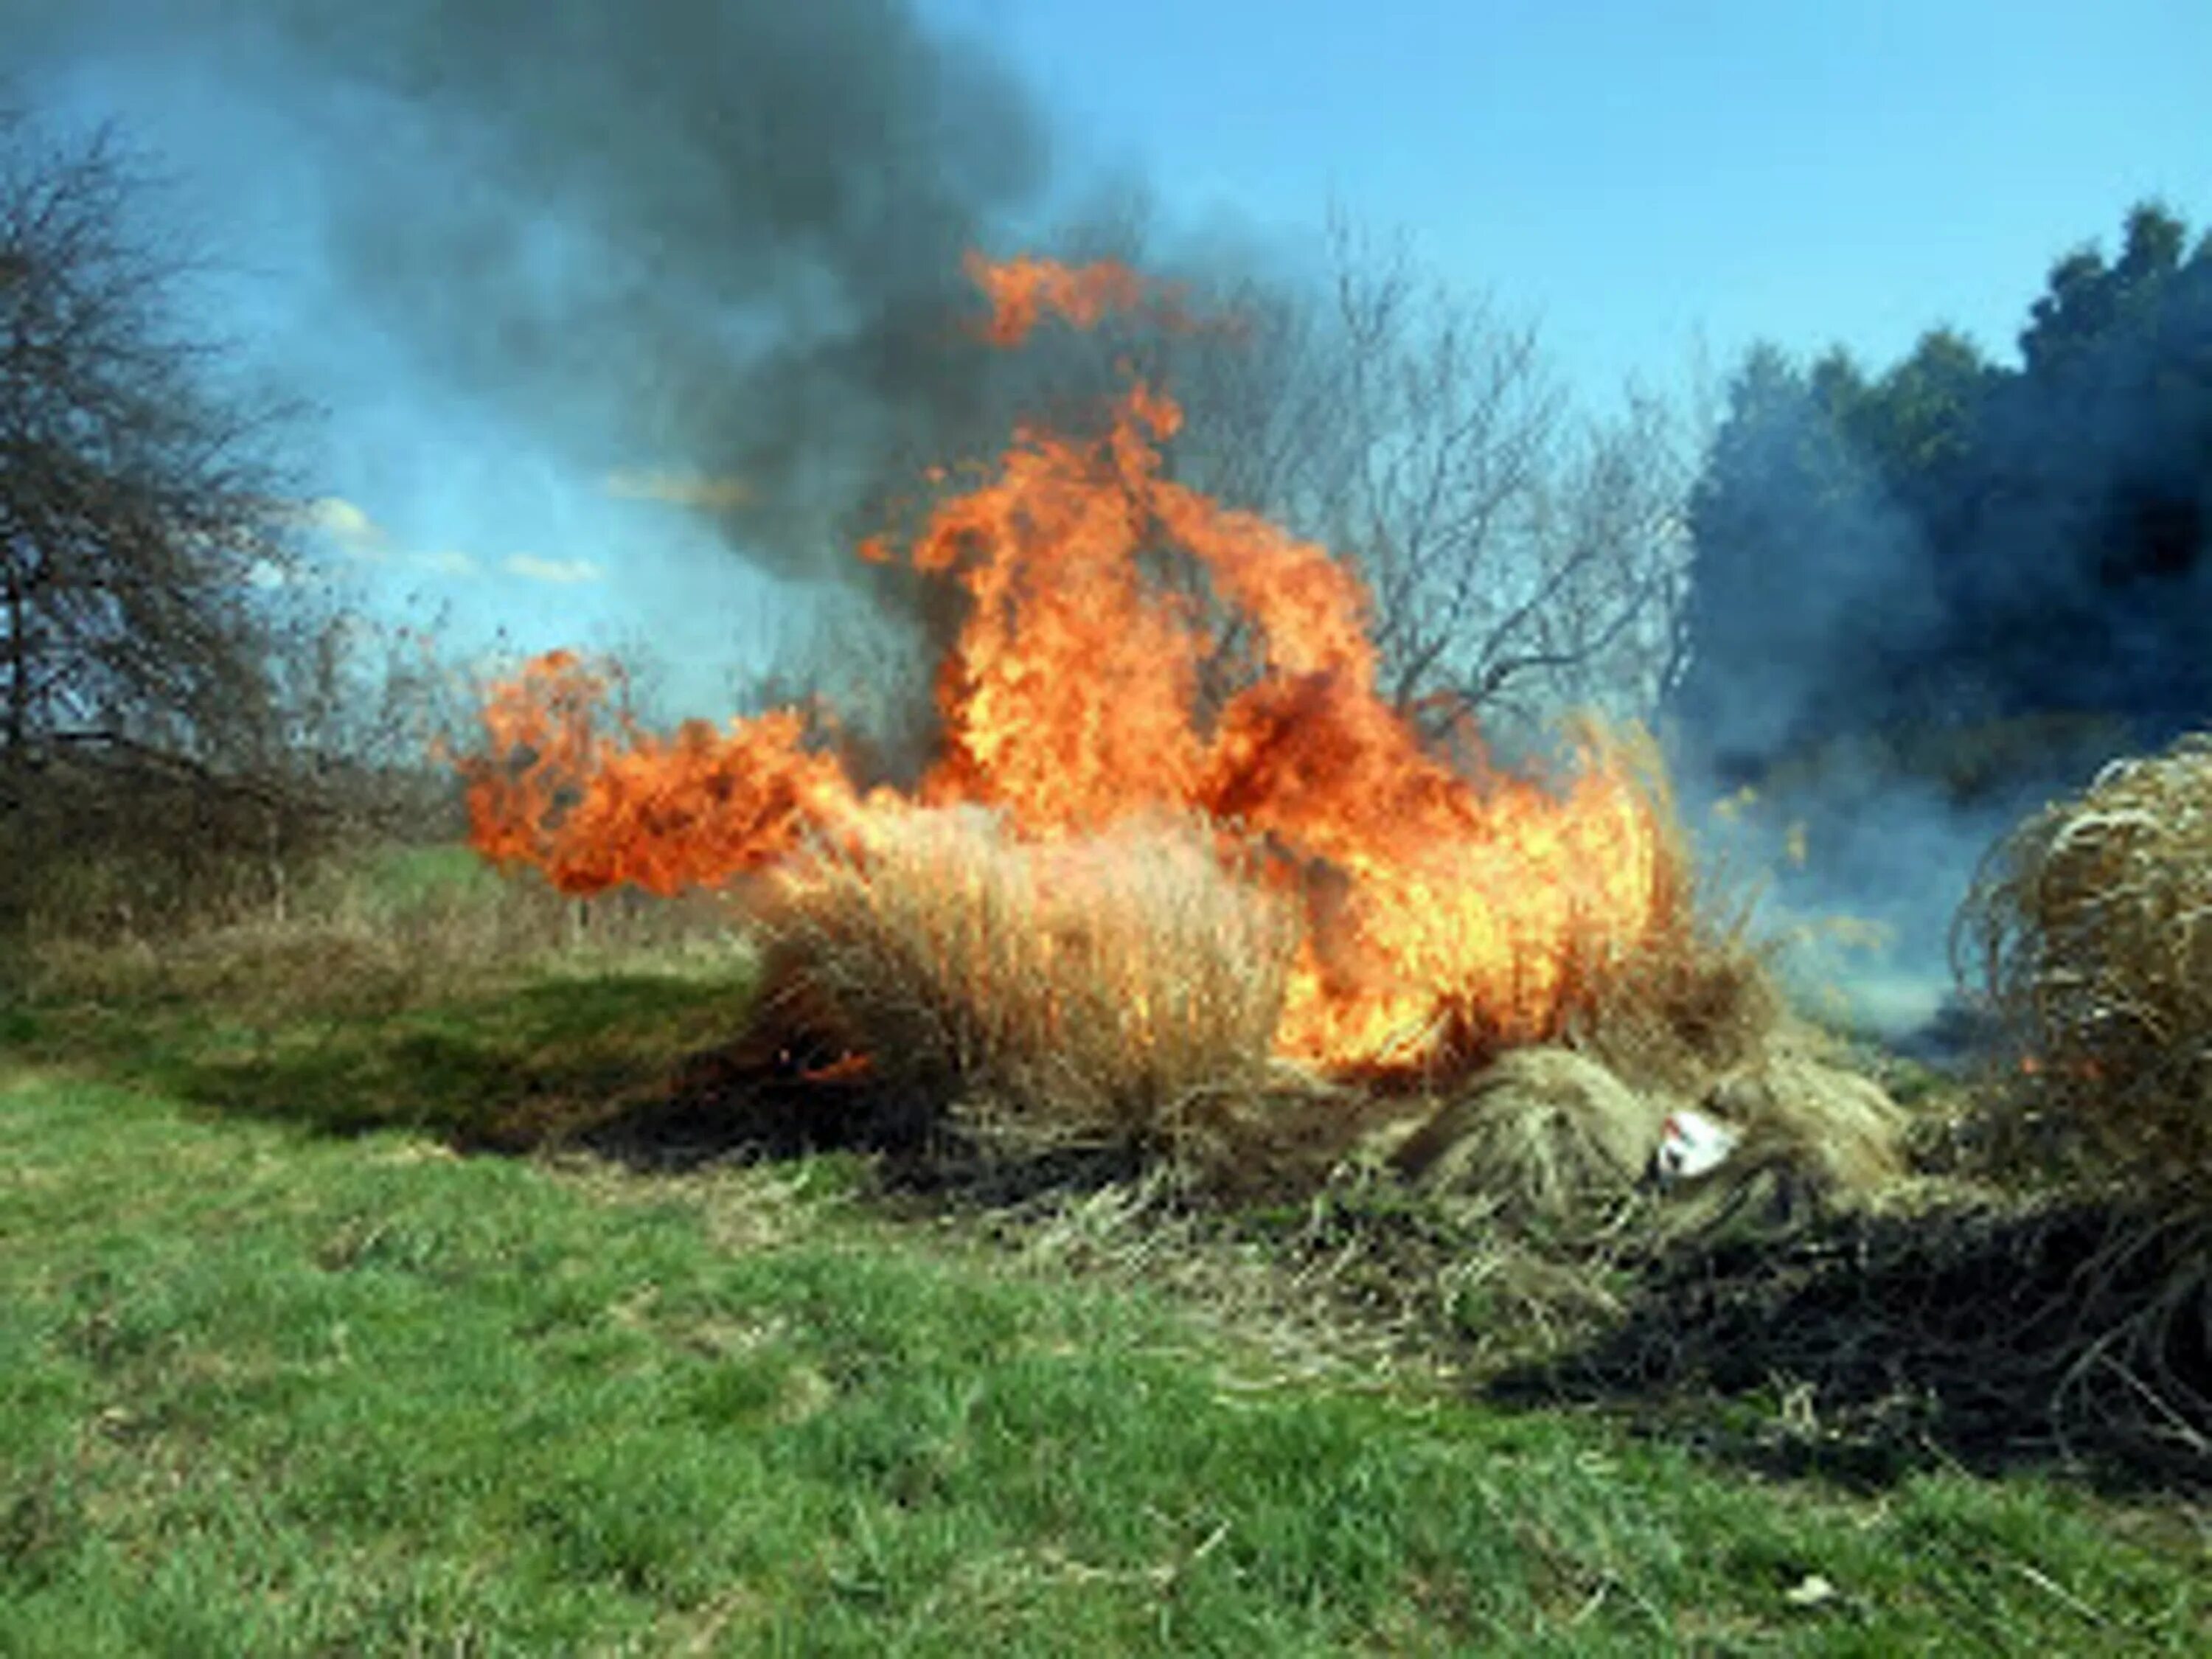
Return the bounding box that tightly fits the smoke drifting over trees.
[1672,201,2212,787]
[1665,202,2212,1036]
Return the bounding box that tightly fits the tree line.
[1665,201,2212,801]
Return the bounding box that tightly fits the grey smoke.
[4,0,1065,581]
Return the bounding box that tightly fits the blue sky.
[950,0,2211,397]
[24,0,2212,713]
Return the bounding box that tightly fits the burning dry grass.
[1562,723,1785,1097]
[461,256,1682,1091]
[726,730,1851,1220]
[442,246,1942,1377]
[749,807,1306,1154]
[1343,732,1881,1234]
[1958,732,2212,1197]
[685,718,1874,1226]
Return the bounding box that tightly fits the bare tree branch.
[0,103,304,768]
[1155,211,1694,750]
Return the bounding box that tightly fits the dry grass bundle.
[1714,1028,1907,1185]
[1958,732,2212,1194]
[1390,1047,1676,1224]
[1382,1024,1910,1239]
[1563,726,1787,1099]
[1658,1031,1911,1231]
[750,807,1301,1151]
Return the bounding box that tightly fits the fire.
[959,250,1178,346]
[462,650,863,897]
[462,254,1670,1077]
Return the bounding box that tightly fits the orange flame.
[960,251,1171,346]
[462,254,1669,1077]
[463,650,863,897]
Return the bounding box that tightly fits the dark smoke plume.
[1663,205,2212,1051]
[4,0,1069,584]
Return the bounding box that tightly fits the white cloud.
[289,497,494,580]
[290,496,597,585]
[502,553,603,585]
[303,495,383,550]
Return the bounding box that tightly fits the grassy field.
[1,858,2206,1654]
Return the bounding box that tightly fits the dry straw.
[1958,731,2212,1195]
[1562,721,1784,1098]
[1391,1046,1672,1225]
[751,806,1302,1152]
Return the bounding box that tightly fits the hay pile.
[1388,1048,1673,1223]
[1958,732,2212,1194]
[1385,1029,1908,1231]
[1688,1036,1910,1212]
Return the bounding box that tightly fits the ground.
[2,921,2207,1654]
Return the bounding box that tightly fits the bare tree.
[1103,211,1697,752]
[0,105,299,770]
[0,104,374,936]
[1464,384,1695,742]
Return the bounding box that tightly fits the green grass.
[350,841,515,909]
[1,954,759,1147]
[3,1065,2206,1655]
[1,881,2205,1652]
